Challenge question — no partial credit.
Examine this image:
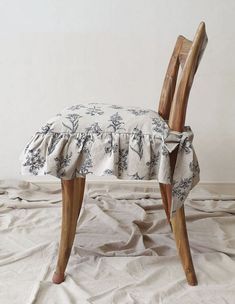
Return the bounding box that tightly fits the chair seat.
[21,102,199,214]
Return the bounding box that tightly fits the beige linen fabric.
[0,180,235,304]
[20,103,200,216]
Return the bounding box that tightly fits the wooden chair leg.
[171,205,198,286]
[52,177,86,284]
[161,151,197,285]
[159,183,172,229]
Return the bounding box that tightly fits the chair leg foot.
[171,206,198,286]
[52,177,86,284]
[52,272,65,284]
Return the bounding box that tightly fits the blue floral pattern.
[23,148,46,175]
[85,106,104,116]
[127,108,149,116]
[55,152,72,177]
[20,102,200,216]
[62,114,81,133]
[130,127,144,160]
[107,112,125,132]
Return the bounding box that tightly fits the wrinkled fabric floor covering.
[0,180,235,304]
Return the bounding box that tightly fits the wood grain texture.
[171,206,198,286]
[158,22,207,286]
[159,22,208,131]
[158,36,183,120]
[168,22,208,131]
[159,183,172,229]
[53,177,86,284]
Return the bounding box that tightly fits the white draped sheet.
[0,180,235,304]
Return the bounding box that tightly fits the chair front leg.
[171,205,198,286]
[52,177,86,284]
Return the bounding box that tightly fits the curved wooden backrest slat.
[158,22,208,132]
[178,37,193,69]
[169,22,207,131]
[158,36,184,120]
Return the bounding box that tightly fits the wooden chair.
[52,22,208,285]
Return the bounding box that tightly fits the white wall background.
[0,0,234,182]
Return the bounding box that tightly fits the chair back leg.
[171,206,198,286]
[159,132,198,285]
[159,183,172,229]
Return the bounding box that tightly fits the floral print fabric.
[20,102,200,216]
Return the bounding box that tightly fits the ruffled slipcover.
[20,103,200,215]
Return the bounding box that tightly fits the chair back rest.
[158,22,208,132]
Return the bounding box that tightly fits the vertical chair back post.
[168,22,208,132]
[158,36,183,120]
[158,22,208,286]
